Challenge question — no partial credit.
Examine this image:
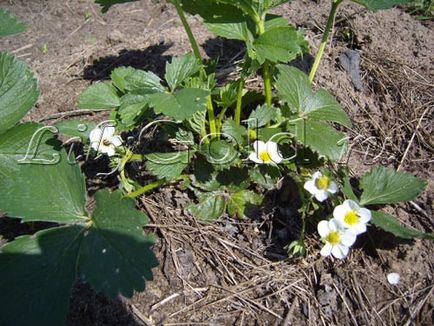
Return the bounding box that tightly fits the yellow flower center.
[102,139,111,146]
[344,210,359,226]
[326,231,341,245]
[315,175,330,190]
[259,150,272,163]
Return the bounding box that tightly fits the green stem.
[126,179,167,198]
[257,18,273,107]
[172,0,202,61]
[308,0,343,83]
[234,78,245,125]
[207,96,217,137]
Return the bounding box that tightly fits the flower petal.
[332,244,349,259]
[341,231,357,246]
[387,273,400,285]
[89,128,102,143]
[253,140,266,152]
[312,171,322,180]
[249,152,263,164]
[320,243,333,257]
[102,126,116,138]
[328,181,338,194]
[269,149,283,164]
[105,146,116,157]
[314,190,329,202]
[333,203,348,220]
[351,223,367,235]
[304,180,317,195]
[328,219,341,231]
[111,135,123,147]
[358,208,371,223]
[345,199,359,211]
[317,220,330,237]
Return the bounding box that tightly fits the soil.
[1,0,433,325]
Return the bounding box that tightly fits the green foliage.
[0,9,26,37]
[55,119,96,142]
[371,211,434,240]
[111,67,164,93]
[359,166,427,205]
[165,53,201,91]
[188,192,227,220]
[227,190,262,218]
[78,82,120,109]
[145,151,192,180]
[247,104,277,128]
[0,53,39,133]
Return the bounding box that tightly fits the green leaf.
[250,165,281,189]
[78,82,120,109]
[79,190,158,298]
[352,0,414,10]
[227,190,262,218]
[165,53,201,91]
[371,211,434,240]
[288,119,347,160]
[149,88,209,121]
[0,9,26,37]
[0,52,39,134]
[200,140,239,166]
[180,0,254,41]
[54,119,96,142]
[145,151,192,180]
[95,0,139,13]
[360,166,427,205]
[0,190,159,325]
[0,226,83,326]
[216,80,243,110]
[275,65,351,127]
[337,167,359,201]
[120,68,165,93]
[188,192,227,221]
[117,94,151,129]
[0,124,87,223]
[253,26,308,64]
[186,110,207,136]
[222,119,246,146]
[247,104,277,128]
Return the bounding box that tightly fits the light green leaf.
[0,9,26,37]
[253,27,308,64]
[78,82,120,109]
[188,192,227,220]
[264,14,289,31]
[227,190,262,218]
[95,0,139,12]
[145,151,192,180]
[371,211,434,240]
[122,69,165,93]
[186,110,207,136]
[352,0,414,10]
[54,119,96,142]
[149,88,209,121]
[247,104,277,128]
[165,53,201,91]
[216,80,243,110]
[0,124,87,223]
[275,65,351,127]
[0,52,39,134]
[360,166,427,205]
[222,119,246,146]
[288,119,347,160]
[0,226,83,326]
[79,190,158,298]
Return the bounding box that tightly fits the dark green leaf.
[149,88,209,121]
[253,26,308,64]
[250,165,281,189]
[371,211,434,240]
[54,119,96,142]
[165,53,201,91]
[188,192,227,220]
[222,119,246,146]
[352,0,414,10]
[95,0,139,13]
[79,190,158,298]
[0,52,39,134]
[145,151,192,180]
[0,9,26,37]
[0,124,87,223]
[227,190,262,218]
[360,166,427,205]
[0,226,83,326]
[117,94,151,129]
[78,82,120,109]
[247,104,277,128]
[200,140,239,166]
[121,68,165,93]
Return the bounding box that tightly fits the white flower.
[317,219,357,259]
[248,140,282,165]
[304,171,338,202]
[333,199,371,235]
[387,273,400,285]
[89,126,123,157]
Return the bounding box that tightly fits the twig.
[37,108,111,122]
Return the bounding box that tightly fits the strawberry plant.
[0,1,431,325]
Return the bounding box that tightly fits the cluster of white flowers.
[304,171,371,259]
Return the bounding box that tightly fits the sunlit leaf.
[0,9,26,37]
